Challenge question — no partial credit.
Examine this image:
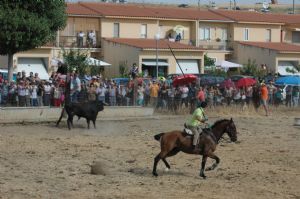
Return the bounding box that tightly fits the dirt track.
[0,107,299,199]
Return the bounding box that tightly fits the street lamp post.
[155,33,160,79]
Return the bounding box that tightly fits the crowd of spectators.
[0,70,299,111]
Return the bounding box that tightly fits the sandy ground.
[0,106,299,199]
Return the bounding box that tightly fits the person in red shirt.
[260,83,269,116]
[197,87,205,103]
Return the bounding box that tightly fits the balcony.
[43,34,101,49]
[198,40,232,51]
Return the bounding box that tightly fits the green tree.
[62,48,89,77]
[0,0,66,82]
[241,59,266,78]
[204,54,215,66]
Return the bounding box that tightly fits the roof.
[104,38,204,51]
[66,3,99,16]
[70,3,231,21]
[239,42,300,53]
[66,3,300,24]
[210,9,300,25]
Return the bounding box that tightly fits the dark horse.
[152,118,238,179]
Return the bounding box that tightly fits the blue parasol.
[275,75,300,86]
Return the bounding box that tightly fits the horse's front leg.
[206,153,220,171]
[199,155,208,179]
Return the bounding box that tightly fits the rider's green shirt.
[186,107,205,127]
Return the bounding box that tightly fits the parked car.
[112,78,130,86]
[200,75,225,86]
[0,69,17,81]
[229,75,254,82]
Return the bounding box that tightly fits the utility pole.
[293,0,295,14]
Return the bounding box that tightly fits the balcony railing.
[44,34,101,48]
[198,40,232,50]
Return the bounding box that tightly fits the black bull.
[56,101,105,130]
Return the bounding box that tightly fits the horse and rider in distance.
[152,101,238,179]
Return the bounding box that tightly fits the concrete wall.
[102,39,140,77]
[101,18,158,39]
[232,23,281,42]
[0,106,154,124]
[236,43,277,73]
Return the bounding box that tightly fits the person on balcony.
[175,33,182,42]
[77,31,85,47]
[88,30,96,47]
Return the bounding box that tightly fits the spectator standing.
[144,83,150,106]
[70,73,81,103]
[130,63,138,80]
[43,81,52,106]
[180,85,189,108]
[150,81,159,108]
[25,81,31,106]
[96,83,106,103]
[18,81,26,107]
[292,86,299,107]
[88,83,97,102]
[137,84,145,106]
[109,84,117,106]
[188,83,197,114]
[30,82,38,106]
[53,83,62,107]
[285,86,292,107]
[197,87,205,104]
[260,83,269,116]
[274,88,283,107]
[1,80,9,105]
[37,81,44,106]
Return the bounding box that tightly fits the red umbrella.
[220,79,235,88]
[172,74,197,87]
[236,77,256,88]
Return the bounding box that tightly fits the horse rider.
[185,101,208,149]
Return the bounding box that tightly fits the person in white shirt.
[43,81,52,106]
[96,83,106,103]
[30,83,38,106]
[180,85,189,108]
[78,31,85,47]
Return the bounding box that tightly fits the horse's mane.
[211,119,230,128]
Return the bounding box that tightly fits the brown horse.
[152,118,238,179]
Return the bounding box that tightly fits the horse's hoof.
[152,172,158,177]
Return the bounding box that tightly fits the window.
[199,27,210,40]
[244,28,249,41]
[221,28,228,41]
[113,23,119,38]
[266,29,271,42]
[141,24,147,38]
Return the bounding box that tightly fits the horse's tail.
[154,133,164,141]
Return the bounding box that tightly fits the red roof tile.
[239,42,300,52]
[66,3,99,16]
[66,3,300,25]
[67,3,231,21]
[104,38,204,51]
